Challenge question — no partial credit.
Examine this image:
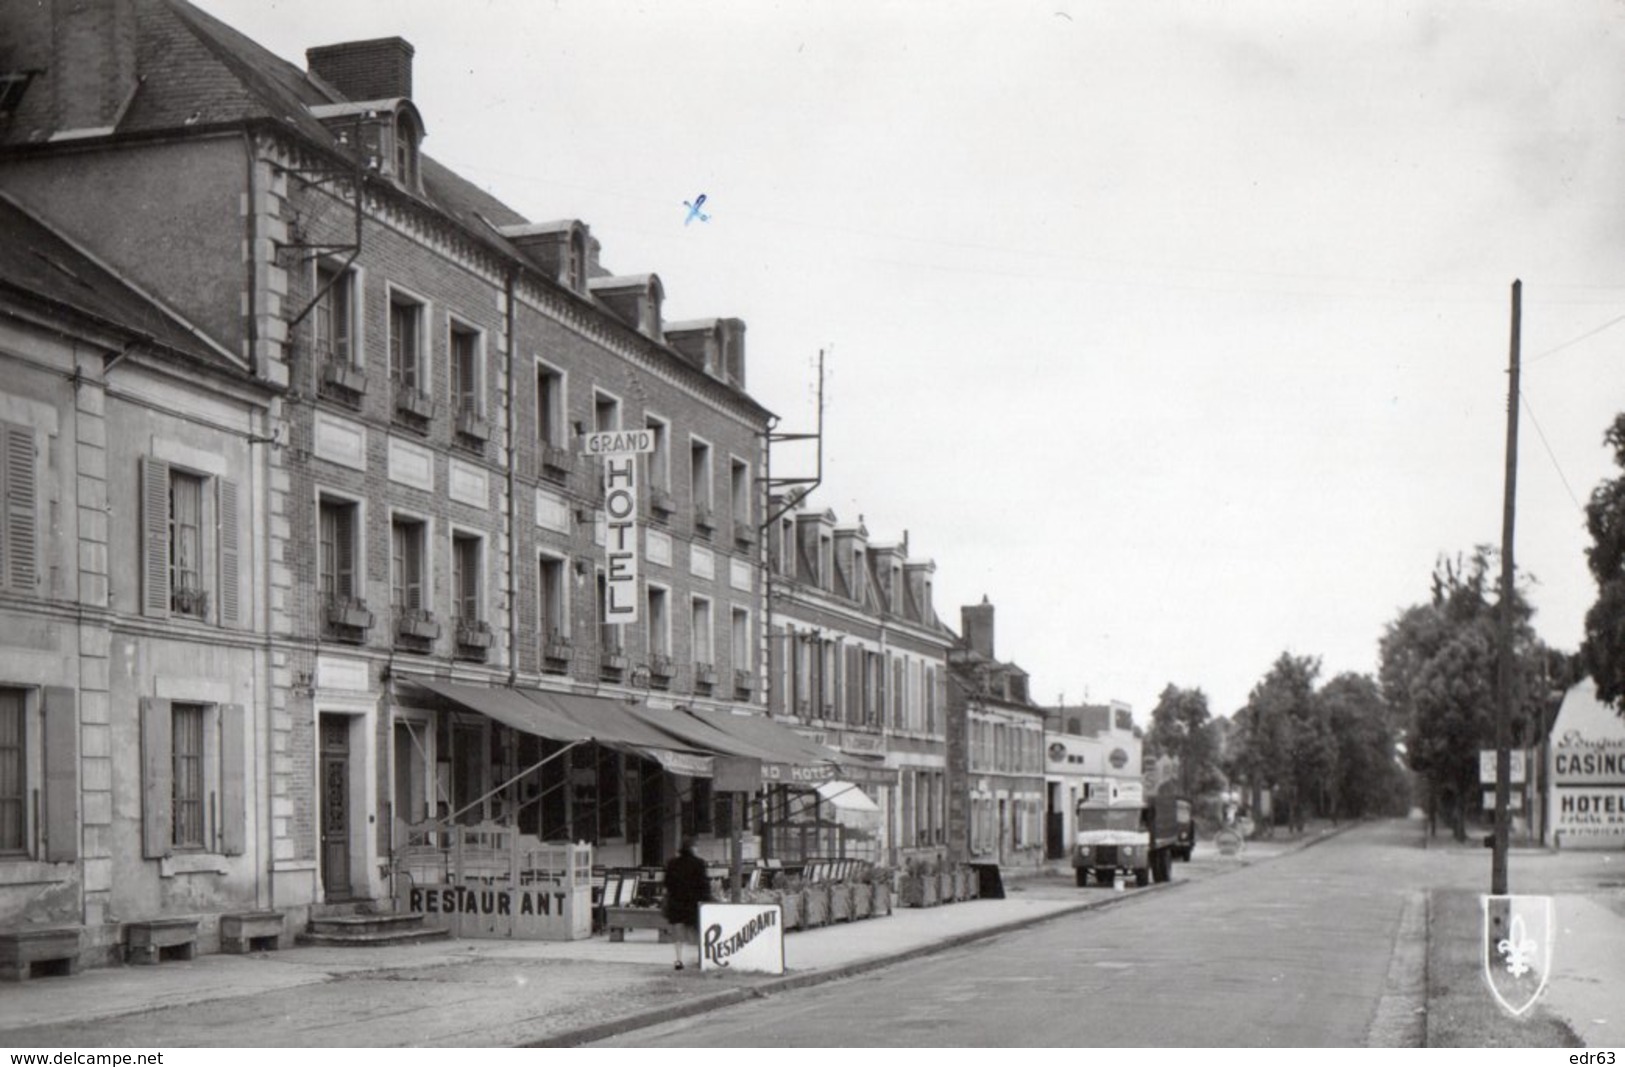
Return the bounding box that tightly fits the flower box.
[899,874,939,908]
[456,620,492,649]
[803,884,831,927]
[829,883,852,923]
[780,890,803,931]
[649,487,675,515]
[456,407,489,441]
[394,382,435,420]
[871,882,892,917]
[649,654,675,679]
[544,638,573,663]
[321,359,367,396]
[325,598,373,632]
[541,445,574,475]
[851,883,872,919]
[396,609,440,640]
[694,663,717,686]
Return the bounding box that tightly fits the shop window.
[570,745,597,842]
[596,749,624,840]
[140,457,240,626]
[139,698,244,858]
[682,777,714,838]
[1,421,38,593]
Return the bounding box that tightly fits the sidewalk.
[0,827,1345,1049]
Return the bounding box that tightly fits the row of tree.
[1146,410,1625,842]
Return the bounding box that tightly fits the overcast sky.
[199,0,1625,722]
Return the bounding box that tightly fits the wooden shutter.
[218,703,245,856]
[42,687,78,862]
[217,478,240,626]
[140,457,171,618]
[140,697,172,858]
[2,422,37,591]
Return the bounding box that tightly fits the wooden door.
[320,715,352,898]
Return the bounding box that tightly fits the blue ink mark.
[683,193,710,226]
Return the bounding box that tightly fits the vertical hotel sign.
[585,430,656,624]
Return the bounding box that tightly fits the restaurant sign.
[699,902,784,974]
[406,882,590,940]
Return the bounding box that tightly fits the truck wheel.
[1135,868,1150,888]
[1075,867,1087,887]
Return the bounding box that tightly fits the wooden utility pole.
[1493,280,1521,896]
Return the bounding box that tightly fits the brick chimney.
[961,596,995,659]
[307,37,415,101]
[51,0,139,133]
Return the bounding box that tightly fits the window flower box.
[802,883,831,928]
[829,882,852,923]
[325,597,373,631]
[456,619,492,649]
[321,359,367,396]
[649,488,675,515]
[693,662,716,686]
[693,504,714,531]
[456,407,489,441]
[733,669,754,694]
[394,382,435,420]
[850,882,873,920]
[541,444,574,475]
[395,608,440,640]
[544,635,573,662]
[172,586,209,618]
[649,654,675,679]
[600,650,628,672]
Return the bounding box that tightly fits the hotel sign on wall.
[585,430,655,625]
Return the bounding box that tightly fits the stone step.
[302,911,435,939]
[294,925,451,948]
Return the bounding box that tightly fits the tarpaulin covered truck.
[1071,782,1186,887]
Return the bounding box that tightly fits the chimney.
[961,596,995,659]
[307,37,415,101]
[51,0,138,133]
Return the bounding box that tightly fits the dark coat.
[661,849,712,927]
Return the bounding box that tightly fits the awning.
[680,706,843,785]
[522,690,715,777]
[815,780,880,812]
[408,679,594,743]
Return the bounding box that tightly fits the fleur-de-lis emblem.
[1497,914,1537,978]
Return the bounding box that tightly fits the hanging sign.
[601,452,640,623]
[698,902,784,974]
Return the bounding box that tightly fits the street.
[598,821,1607,1047]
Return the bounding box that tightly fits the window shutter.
[140,457,171,618]
[219,703,246,855]
[3,422,37,591]
[217,478,240,626]
[140,697,172,858]
[42,686,78,862]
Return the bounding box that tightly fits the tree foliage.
[1232,653,1328,833]
[1320,672,1409,820]
[1582,414,1625,713]
[1379,549,1547,840]
[1147,684,1222,796]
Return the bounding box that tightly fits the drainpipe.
[505,268,519,685]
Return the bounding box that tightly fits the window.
[318,497,359,605]
[391,516,429,627]
[169,472,204,616]
[730,458,750,532]
[646,415,670,493]
[389,295,422,390]
[691,596,713,667]
[452,533,481,625]
[171,703,206,849]
[140,457,239,626]
[690,437,713,527]
[314,266,355,367]
[139,697,244,859]
[818,534,833,590]
[450,323,481,420]
[0,688,23,854]
[2,421,38,594]
[539,555,567,648]
[731,608,750,673]
[394,114,420,188]
[597,574,622,654]
[594,391,621,433]
[647,585,670,659]
[597,749,624,840]
[537,364,565,448]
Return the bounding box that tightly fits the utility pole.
[1492,280,1521,896]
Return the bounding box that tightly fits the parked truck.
[1071,784,1187,887]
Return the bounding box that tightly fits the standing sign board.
[585,431,655,625]
[1479,750,1527,785]
[698,902,784,974]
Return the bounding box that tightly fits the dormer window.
[395,112,420,189]
[309,99,426,194]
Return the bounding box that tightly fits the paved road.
[603,821,1433,1046]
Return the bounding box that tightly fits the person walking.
[662,837,712,971]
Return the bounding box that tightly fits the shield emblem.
[1481,895,1555,1016]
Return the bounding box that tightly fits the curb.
[529,823,1359,1048]
[526,886,1166,1048]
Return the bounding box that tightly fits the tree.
[1147,684,1222,797]
[1232,653,1326,834]
[1379,549,1547,841]
[1582,414,1625,713]
[1320,672,1408,820]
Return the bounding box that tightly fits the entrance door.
[320,714,352,899]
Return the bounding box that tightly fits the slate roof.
[0,192,244,375]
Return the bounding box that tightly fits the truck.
[1071,783,1187,888]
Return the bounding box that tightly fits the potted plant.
[870,866,893,916]
[900,856,940,908]
[803,881,831,927]
[851,875,872,919]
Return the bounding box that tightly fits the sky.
[197,0,1625,723]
